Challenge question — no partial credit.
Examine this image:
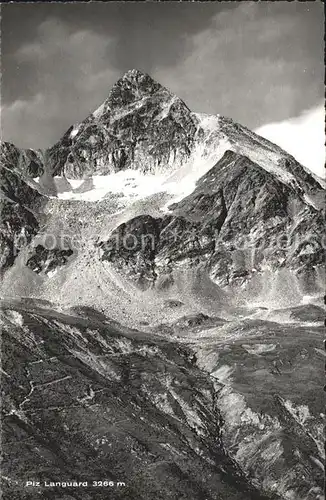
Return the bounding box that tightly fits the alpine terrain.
[1,69,324,500]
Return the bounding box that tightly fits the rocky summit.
[46,69,197,178]
[0,70,324,500]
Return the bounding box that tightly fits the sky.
[1,2,324,177]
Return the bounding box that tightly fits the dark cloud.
[1,2,233,105]
[2,18,120,148]
[155,2,324,129]
[1,2,323,149]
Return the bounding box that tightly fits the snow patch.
[70,125,80,139]
[5,310,24,327]
[303,193,319,210]
[153,95,178,121]
[56,170,167,202]
[92,102,105,119]
[69,179,85,190]
[211,364,234,383]
[242,344,276,355]
[161,116,232,210]
[283,400,311,425]
[47,269,58,278]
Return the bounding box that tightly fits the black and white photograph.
[0,2,325,499]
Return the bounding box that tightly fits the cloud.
[2,3,323,153]
[2,93,72,149]
[255,105,325,178]
[153,2,323,130]
[2,18,120,148]
[2,94,53,147]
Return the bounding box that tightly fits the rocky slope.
[0,70,324,316]
[156,304,325,500]
[0,161,46,273]
[0,141,44,178]
[1,299,323,500]
[0,69,324,500]
[1,298,279,500]
[99,149,324,299]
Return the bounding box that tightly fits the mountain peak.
[108,68,164,103]
[46,64,196,177]
[89,68,173,121]
[121,68,151,81]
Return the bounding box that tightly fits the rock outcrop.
[0,164,45,273]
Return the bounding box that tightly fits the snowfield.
[55,171,167,202]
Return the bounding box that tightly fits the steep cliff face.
[0,201,39,272]
[0,164,46,273]
[46,69,198,178]
[0,141,44,178]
